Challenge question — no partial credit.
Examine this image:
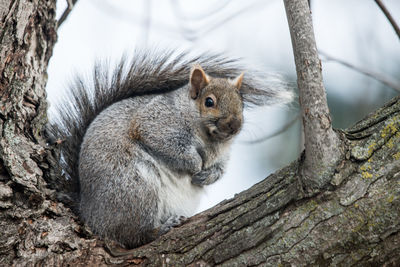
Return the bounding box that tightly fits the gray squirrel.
[47,50,293,248]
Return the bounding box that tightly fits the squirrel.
[47,50,293,248]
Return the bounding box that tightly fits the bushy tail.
[46,49,293,206]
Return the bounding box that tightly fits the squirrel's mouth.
[206,117,242,141]
[207,126,231,141]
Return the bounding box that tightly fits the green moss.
[387,195,395,203]
[351,115,400,160]
[367,142,377,156]
[381,118,398,138]
[307,200,318,210]
[351,140,380,160]
[386,138,394,149]
[361,171,373,179]
[360,163,372,171]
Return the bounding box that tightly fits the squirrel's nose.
[218,115,242,135]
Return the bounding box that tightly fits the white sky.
[48,0,400,212]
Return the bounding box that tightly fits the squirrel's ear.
[230,72,244,91]
[190,65,210,99]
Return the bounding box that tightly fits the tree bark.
[283,0,342,191]
[1,1,400,266]
[69,98,400,266]
[7,96,399,266]
[0,0,59,264]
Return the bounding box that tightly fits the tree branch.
[283,0,342,191]
[320,50,400,93]
[239,114,300,144]
[57,0,78,28]
[374,0,400,40]
[24,96,400,266]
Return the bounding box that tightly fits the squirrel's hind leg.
[104,215,187,258]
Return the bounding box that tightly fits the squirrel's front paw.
[191,164,223,186]
[188,160,202,174]
[183,149,202,174]
[191,171,207,185]
[191,169,218,186]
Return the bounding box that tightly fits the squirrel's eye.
[205,97,214,107]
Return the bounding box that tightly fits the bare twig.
[170,0,267,42]
[57,0,78,28]
[93,1,176,34]
[239,114,300,144]
[374,0,400,40]
[320,51,400,93]
[283,0,342,191]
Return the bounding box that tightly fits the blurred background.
[47,0,400,212]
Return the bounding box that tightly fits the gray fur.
[79,85,230,247]
[46,50,293,248]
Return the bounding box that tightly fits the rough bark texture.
[0,0,60,264]
[59,98,399,267]
[75,97,400,266]
[1,1,400,266]
[283,0,342,190]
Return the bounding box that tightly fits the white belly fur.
[136,161,203,225]
[158,164,203,218]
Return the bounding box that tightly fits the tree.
[1,0,399,265]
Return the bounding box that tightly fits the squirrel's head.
[190,64,244,142]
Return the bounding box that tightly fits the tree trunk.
[0,0,57,264]
[1,1,400,266]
